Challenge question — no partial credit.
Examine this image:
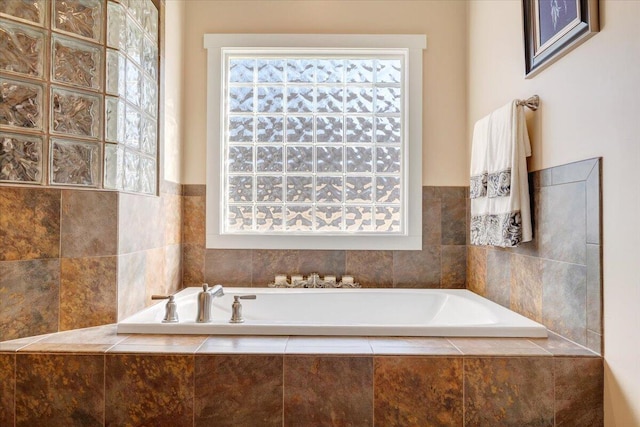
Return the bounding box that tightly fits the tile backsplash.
[0,158,602,355]
[467,158,603,354]
[182,185,468,288]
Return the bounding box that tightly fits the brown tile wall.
[116,182,183,320]
[467,158,603,354]
[0,349,603,426]
[0,182,183,340]
[183,185,468,288]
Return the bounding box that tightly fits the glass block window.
[223,54,404,234]
[206,35,425,249]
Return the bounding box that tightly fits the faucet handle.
[150,295,179,323]
[230,295,256,323]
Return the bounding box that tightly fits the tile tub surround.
[467,158,603,354]
[0,182,183,341]
[0,325,603,427]
[183,185,468,288]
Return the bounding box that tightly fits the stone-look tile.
[297,250,346,277]
[284,356,373,426]
[22,325,127,353]
[529,332,597,357]
[0,333,51,352]
[537,168,553,188]
[441,196,466,245]
[421,186,438,201]
[586,330,602,355]
[436,186,466,199]
[441,245,466,288]
[60,190,117,257]
[109,334,207,354]
[195,355,283,427]
[510,254,542,323]
[117,251,147,320]
[0,259,60,341]
[393,246,440,288]
[252,249,298,286]
[183,243,205,286]
[466,245,486,295]
[538,182,586,265]
[0,187,60,261]
[0,353,15,427]
[60,256,117,330]
[118,192,164,254]
[586,244,602,334]
[345,250,393,287]
[464,357,554,426]
[205,249,253,287]
[542,259,587,345]
[374,357,463,426]
[16,354,104,426]
[485,249,510,307]
[163,191,182,246]
[369,337,461,355]
[422,197,442,246]
[550,158,598,185]
[198,336,288,354]
[144,247,166,306]
[286,337,372,355]
[465,198,470,245]
[165,244,182,295]
[183,184,206,196]
[105,354,194,427]
[555,357,603,426]
[586,160,601,244]
[449,338,551,356]
[183,194,205,245]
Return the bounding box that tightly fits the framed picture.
[523,0,599,77]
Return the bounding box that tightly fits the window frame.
[204,34,426,250]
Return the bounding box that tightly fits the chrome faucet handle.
[150,295,179,323]
[230,294,256,323]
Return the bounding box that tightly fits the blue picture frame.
[523,0,599,77]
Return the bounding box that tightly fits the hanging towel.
[470,100,532,247]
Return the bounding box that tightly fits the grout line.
[446,338,465,356]
[525,339,554,356]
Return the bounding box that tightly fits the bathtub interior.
[117,287,548,338]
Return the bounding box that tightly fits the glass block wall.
[0,0,159,194]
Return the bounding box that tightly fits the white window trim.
[204,34,426,250]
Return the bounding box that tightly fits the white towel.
[470,100,532,247]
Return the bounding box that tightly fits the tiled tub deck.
[0,325,603,426]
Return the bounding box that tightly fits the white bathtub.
[117,287,547,338]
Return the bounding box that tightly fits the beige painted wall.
[468,1,640,425]
[162,0,185,183]
[181,0,468,186]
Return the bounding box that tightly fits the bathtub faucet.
[196,283,224,323]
